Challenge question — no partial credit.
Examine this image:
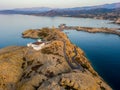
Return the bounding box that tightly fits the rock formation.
[115,18,120,24]
[0,28,112,90]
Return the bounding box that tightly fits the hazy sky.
[0,0,120,9]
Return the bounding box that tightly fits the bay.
[0,14,120,90]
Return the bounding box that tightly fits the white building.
[27,39,45,51]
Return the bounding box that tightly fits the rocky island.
[0,28,112,90]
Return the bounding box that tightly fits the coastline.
[0,27,112,90]
[58,24,120,36]
[27,14,120,25]
[63,16,120,25]
[0,13,119,25]
[22,28,112,89]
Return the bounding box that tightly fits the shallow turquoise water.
[0,14,120,90]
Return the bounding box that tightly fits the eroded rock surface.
[0,28,112,90]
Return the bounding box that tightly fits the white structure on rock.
[27,39,45,51]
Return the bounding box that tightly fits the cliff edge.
[0,28,112,90]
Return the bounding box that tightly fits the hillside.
[0,28,112,90]
[0,2,120,14]
[0,2,120,23]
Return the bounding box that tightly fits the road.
[62,40,84,71]
[72,46,84,71]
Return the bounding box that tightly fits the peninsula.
[59,24,120,36]
[0,28,112,90]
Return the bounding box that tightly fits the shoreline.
[58,24,120,36]
[0,27,112,90]
[27,14,120,25]
[0,13,120,25]
[22,28,112,89]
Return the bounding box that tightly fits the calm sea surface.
[0,14,120,90]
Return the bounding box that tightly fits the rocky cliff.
[0,28,112,90]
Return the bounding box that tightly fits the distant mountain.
[93,2,120,9]
[0,2,120,16]
[13,7,52,12]
[76,2,120,10]
[35,8,113,16]
[57,2,120,11]
[0,7,53,14]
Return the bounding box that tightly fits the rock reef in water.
[0,28,112,90]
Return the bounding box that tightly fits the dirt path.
[62,40,84,71]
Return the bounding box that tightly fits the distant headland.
[0,2,120,25]
[58,24,120,36]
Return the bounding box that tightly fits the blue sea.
[0,14,120,90]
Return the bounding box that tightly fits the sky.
[0,0,120,10]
